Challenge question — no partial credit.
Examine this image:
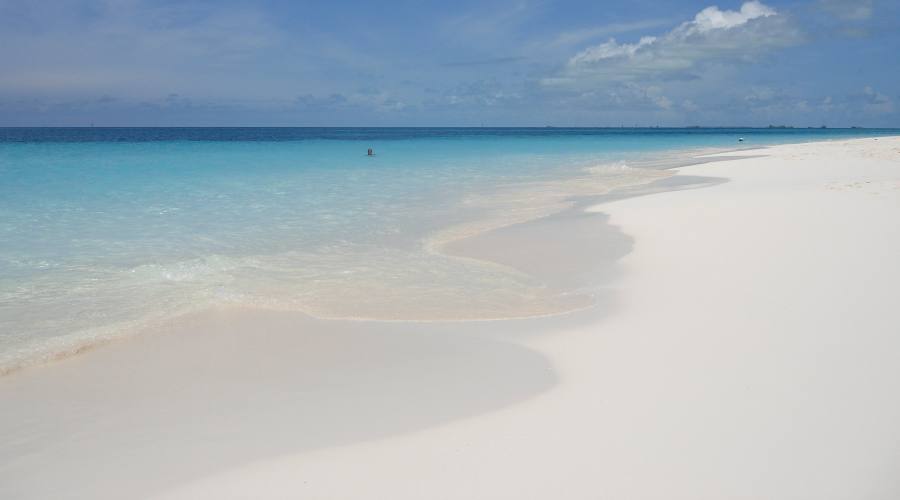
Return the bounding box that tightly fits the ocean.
[1,127,896,372]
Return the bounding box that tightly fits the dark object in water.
[738,137,744,142]
[367,148,374,156]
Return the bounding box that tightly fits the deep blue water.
[1,127,897,371]
[1,126,895,143]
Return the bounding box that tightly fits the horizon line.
[0,125,895,130]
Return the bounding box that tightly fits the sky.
[0,0,897,127]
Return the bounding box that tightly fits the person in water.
[367,148,374,156]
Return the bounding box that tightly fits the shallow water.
[1,127,897,371]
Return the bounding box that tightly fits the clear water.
[1,127,896,372]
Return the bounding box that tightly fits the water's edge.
[1,144,758,376]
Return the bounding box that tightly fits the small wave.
[128,254,247,283]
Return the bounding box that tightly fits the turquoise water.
[1,127,897,371]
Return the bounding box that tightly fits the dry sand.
[1,137,898,499]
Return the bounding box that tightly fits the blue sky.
[0,0,897,126]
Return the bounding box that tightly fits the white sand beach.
[2,137,899,499]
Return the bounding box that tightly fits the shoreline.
[1,136,899,499]
[0,142,749,376]
[0,137,886,377]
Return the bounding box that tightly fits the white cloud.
[687,1,776,33]
[436,80,525,108]
[593,83,675,111]
[653,94,673,110]
[743,86,778,104]
[547,1,801,87]
[861,86,893,114]
[546,19,671,48]
[569,36,658,65]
